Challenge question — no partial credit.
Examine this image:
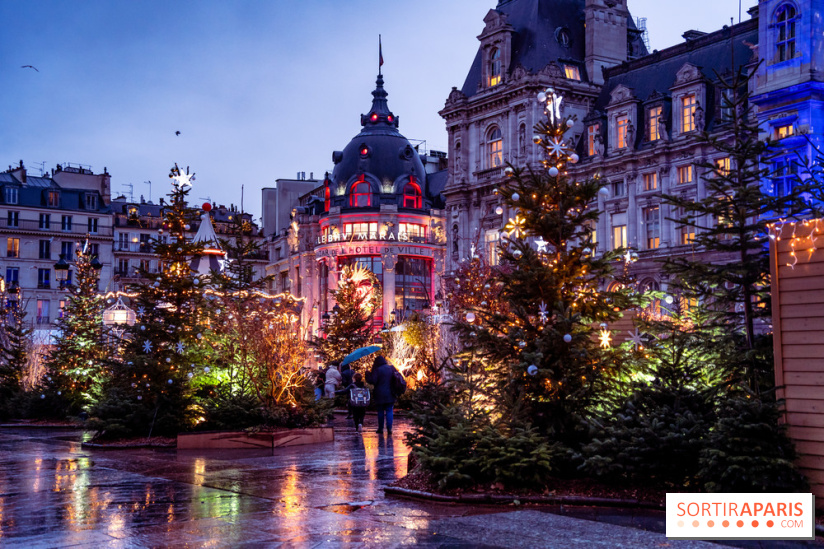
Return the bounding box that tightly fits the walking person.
[365,355,403,435]
[340,363,355,418]
[324,362,342,399]
[337,372,369,432]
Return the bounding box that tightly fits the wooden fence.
[770,219,824,506]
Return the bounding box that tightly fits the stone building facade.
[266,73,448,332]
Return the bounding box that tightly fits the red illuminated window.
[371,113,378,121]
[324,184,330,212]
[350,177,372,207]
[403,178,422,208]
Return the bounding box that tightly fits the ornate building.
[443,0,824,294]
[266,72,447,330]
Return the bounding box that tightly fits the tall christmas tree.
[91,164,212,438]
[451,87,642,444]
[663,62,812,393]
[311,265,381,365]
[0,280,28,413]
[43,241,109,413]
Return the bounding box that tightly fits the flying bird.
[21,65,39,72]
[175,131,181,136]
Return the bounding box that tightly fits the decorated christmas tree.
[311,265,381,365]
[91,165,212,438]
[43,241,110,413]
[450,87,642,445]
[0,280,29,414]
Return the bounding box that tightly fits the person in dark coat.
[365,355,396,435]
[340,364,355,418]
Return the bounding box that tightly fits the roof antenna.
[378,35,384,76]
[143,180,152,203]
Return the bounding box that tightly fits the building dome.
[328,74,427,211]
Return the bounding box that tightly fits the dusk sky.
[2,0,757,223]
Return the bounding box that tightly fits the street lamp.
[90,255,103,271]
[54,254,70,287]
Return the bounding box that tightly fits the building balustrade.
[0,218,113,236]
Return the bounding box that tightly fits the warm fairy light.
[599,328,612,349]
[505,215,528,238]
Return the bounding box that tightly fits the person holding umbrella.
[366,355,398,435]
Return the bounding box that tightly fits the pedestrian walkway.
[0,417,820,547]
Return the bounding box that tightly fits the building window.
[720,89,734,122]
[680,226,695,245]
[59,300,66,319]
[324,184,330,212]
[4,187,18,204]
[677,165,693,185]
[485,230,500,266]
[61,215,72,232]
[87,217,98,234]
[36,300,50,325]
[612,224,627,250]
[487,127,503,168]
[349,177,372,208]
[644,206,660,249]
[587,124,600,156]
[6,267,19,284]
[116,233,128,251]
[395,256,432,313]
[773,156,799,196]
[7,211,19,228]
[89,243,99,257]
[612,180,626,197]
[643,172,658,191]
[398,223,426,242]
[85,193,98,210]
[61,241,74,259]
[117,258,129,276]
[47,191,60,207]
[39,213,50,229]
[39,240,51,260]
[716,157,731,177]
[37,268,51,289]
[617,116,629,149]
[403,178,423,209]
[488,47,501,87]
[775,124,794,139]
[682,94,696,133]
[564,65,581,80]
[295,266,301,297]
[648,106,662,141]
[775,4,797,63]
[339,256,384,319]
[319,262,329,313]
[343,222,378,239]
[6,237,19,258]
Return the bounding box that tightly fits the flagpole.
[379,34,383,76]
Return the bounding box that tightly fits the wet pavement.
[0,416,821,548]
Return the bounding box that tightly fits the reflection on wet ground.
[0,417,821,548]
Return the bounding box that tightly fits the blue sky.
[1,0,756,222]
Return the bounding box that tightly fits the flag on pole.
[379,35,384,73]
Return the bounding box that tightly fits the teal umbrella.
[341,345,382,366]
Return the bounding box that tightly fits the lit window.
[343,222,378,239]
[349,177,372,208]
[399,223,426,242]
[4,187,18,204]
[612,224,627,249]
[682,94,696,132]
[36,299,50,325]
[775,124,794,139]
[324,184,330,212]
[485,229,500,266]
[487,127,503,168]
[587,124,600,156]
[564,65,581,80]
[677,165,693,185]
[7,211,19,228]
[775,4,797,62]
[403,178,423,209]
[48,191,60,207]
[6,237,19,258]
[644,206,660,249]
[617,116,629,149]
[643,172,658,191]
[489,48,501,87]
[716,157,731,177]
[648,106,662,141]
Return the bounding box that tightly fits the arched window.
[487,127,503,169]
[403,177,422,209]
[775,4,798,62]
[489,48,501,87]
[324,184,330,212]
[349,177,371,207]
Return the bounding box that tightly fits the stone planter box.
[177,427,334,450]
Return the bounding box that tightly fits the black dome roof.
[330,74,426,191]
